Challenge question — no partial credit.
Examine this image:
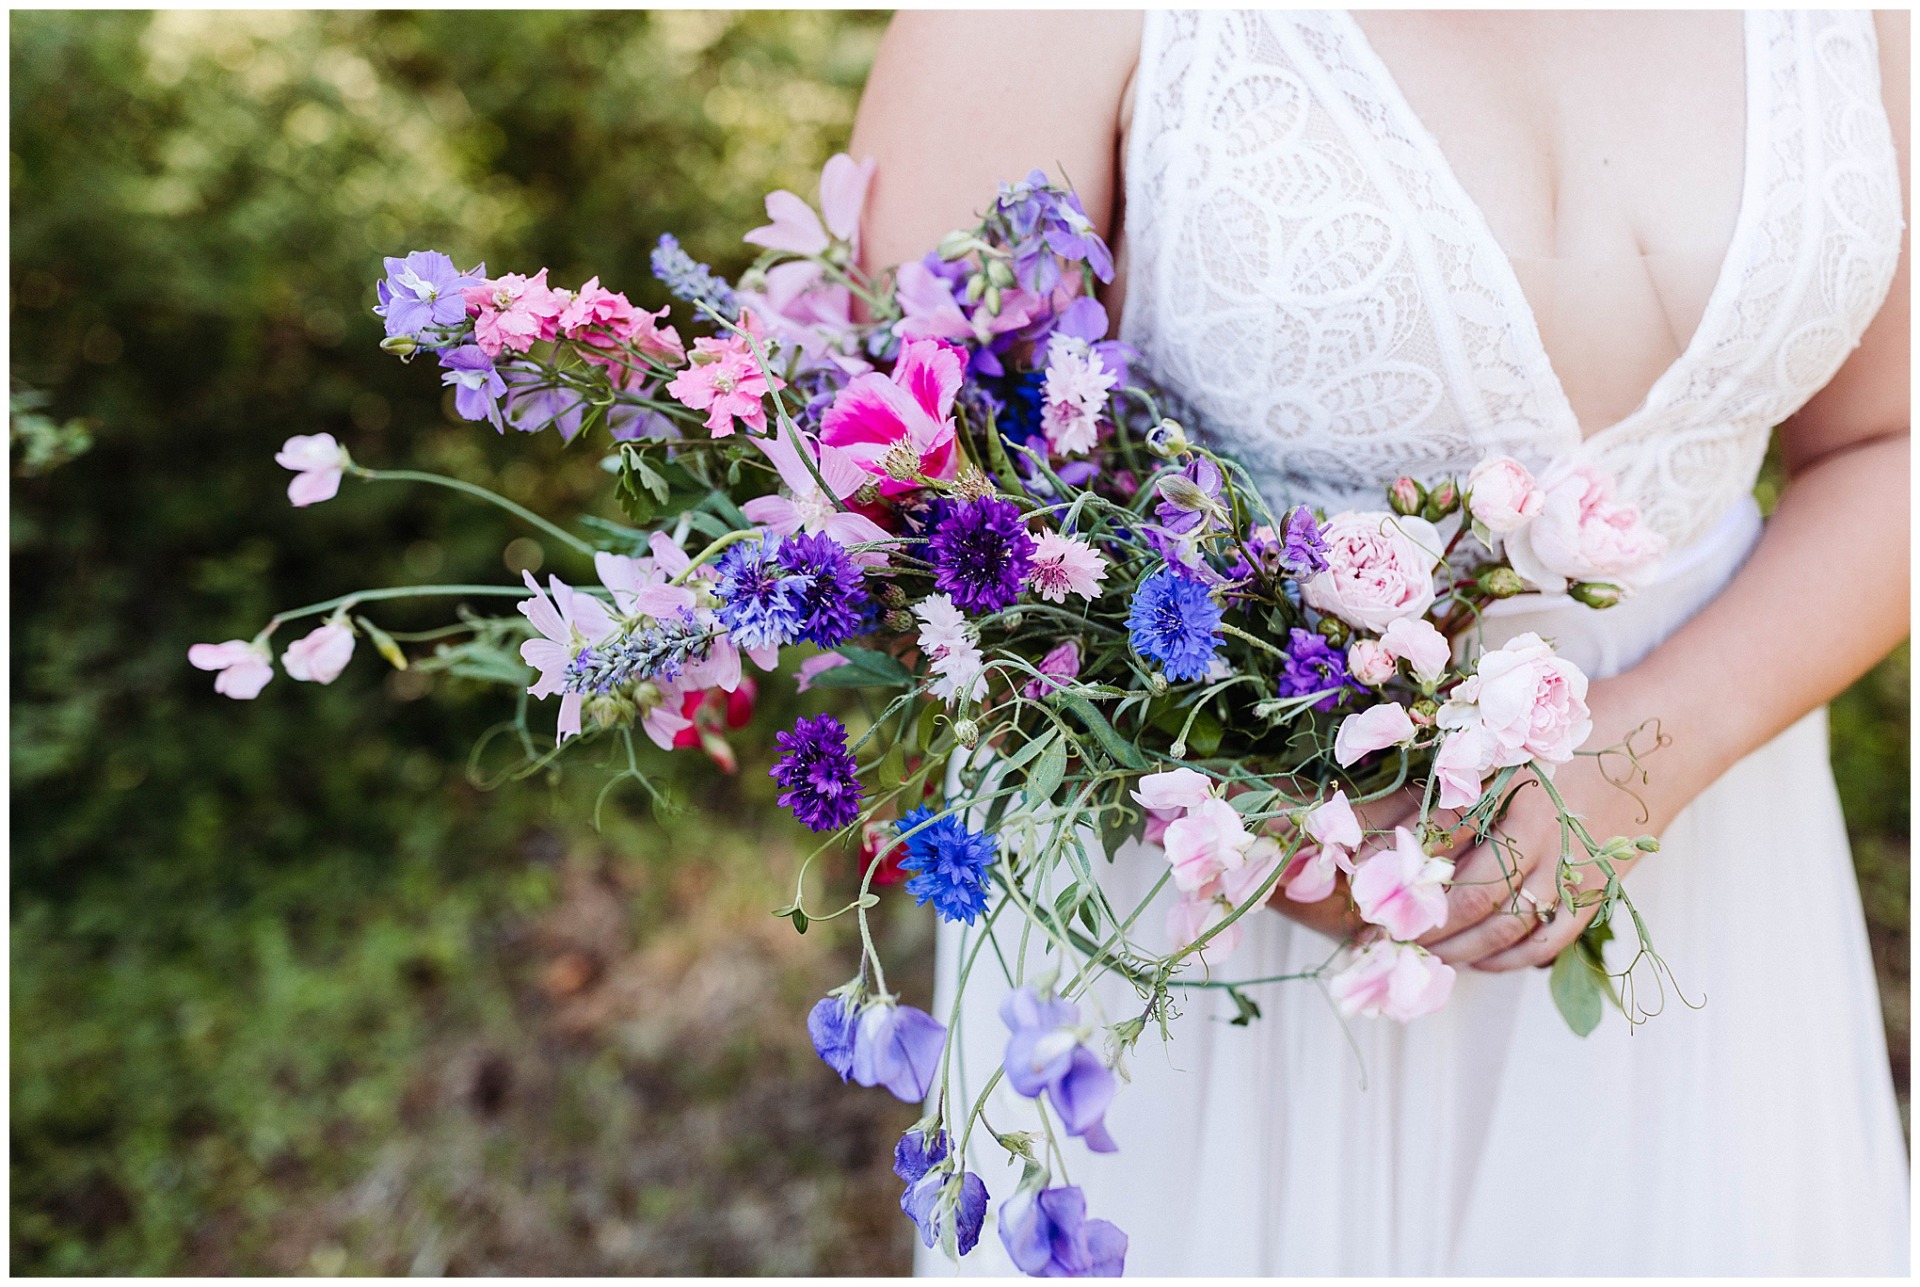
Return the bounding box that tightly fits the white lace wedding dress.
[917,9,1908,1276]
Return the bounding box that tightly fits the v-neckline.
[1330,10,1762,450]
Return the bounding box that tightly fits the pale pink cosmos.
[740,428,892,561]
[1346,638,1397,687]
[818,338,963,494]
[1503,463,1666,592]
[1381,616,1451,685]
[1021,639,1082,700]
[276,433,350,507]
[1026,531,1108,603]
[1163,797,1254,892]
[1465,455,1546,534]
[1333,702,1418,767]
[1328,938,1456,1021]
[462,269,567,357]
[1131,767,1217,814]
[913,593,987,706]
[744,152,876,256]
[1437,631,1592,768]
[1350,827,1454,941]
[188,639,274,699]
[891,260,1041,349]
[517,570,619,741]
[282,622,354,684]
[665,333,784,438]
[1039,334,1117,456]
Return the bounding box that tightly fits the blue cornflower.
[1276,628,1361,713]
[928,496,1036,615]
[896,804,998,925]
[651,233,739,321]
[771,714,863,833]
[375,250,485,338]
[778,531,873,648]
[714,536,809,650]
[1126,570,1223,682]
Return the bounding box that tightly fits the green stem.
[262,584,535,634]
[357,468,597,557]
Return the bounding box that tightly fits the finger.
[1415,831,1537,947]
[1473,901,1595,972]
[1424,845,1559,965]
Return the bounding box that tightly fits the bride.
[850,9,1910,1276]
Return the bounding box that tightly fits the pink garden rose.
[1303,511,1444,632]
[282,622,355,684]
[1350,827,1453,940]
[1502,463,1666,593]
[1346,638,1397,687]
[188,639,274,699]
[1328,939,1456,1022]
[1438,631,1592,768]
[1465,455,1546,534]
[1333,702,1418,767]
[1380,616,1450,685]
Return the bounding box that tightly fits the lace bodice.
[1119,10,1903,553]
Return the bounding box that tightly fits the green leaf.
[1052,693,1147,771]
[1002,729,1057,772]
[1026,736,1067,809]
[789,907,809,934]
[806,645,912,690]
[1226,987,1262,1027]
[915,702,942,753]
[1550,946,1606,1037]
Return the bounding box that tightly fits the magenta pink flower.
[1328,938,1456,1021]
[461,269,567,357]
[275,433,350,507]
[516,570,618,741]
[1350,827,1453,941]
[1026,531,1108,603]
[739,428,891,559]
[665,333,783,438]
[188,639,274,699]
[819,338,962,494]
[744,152,875,256]
[1021,639,1082,700]
[282,622,355,684]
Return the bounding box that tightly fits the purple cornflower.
[808,993,858,1080]
[1126,570,1222,682]
[999,1185,1128,1278]
[777,531,872,648]
[895,1129,989,1256]
[650,233,739,321]
[1154,456,1226,537]
[999,986,1117,1153]
[896,804,998,925]
[714,536,808,651]
[375,250,485,338]
[1277,628,1362,713]
[771,713,863,832]
[929,496,1036,615]
[851,1001,947,1103]
[438,345,507,430]
[1281,506,1330,577]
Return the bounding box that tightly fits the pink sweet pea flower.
[796,651,851,692]
[517,570,618,742]
[1167,888,1241,963]
[1381,616,1451,685]
[1026,531,1108,603]
[1333,702,1418,767]
[188,639,274,699]
[1328,938,1456,1021]
[1021,639,1082,700]
[461,269,567,357]
[1286,790,1363,903]
[744,153,876,256]
[276,433,350,507]
[1283,845,1342,904]
[665,333,784,437]
[1432,722,1499,811]
[282,622,354,684]
[891,259,1042,350]
[1163,797,1254,892]
[818,338,963,494]
[1130,767,1216,814]
[737,260,860,368]
[1350,827,1453,941]
[1304,789,1362,850]
[740,428,892,560]
[559,278,684,387]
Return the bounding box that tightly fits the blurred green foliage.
[8,8,1907,1274]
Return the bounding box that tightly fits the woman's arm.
[1428,10,1912,970]
[849,11,1141,276]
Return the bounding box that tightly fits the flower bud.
[877,582,909,609]
[1145,419,1189,459]
[880,440,925,484]
[1634,835,1661,853]
[1148,672,1170,695]
[378,334,419,359]
[1313,615,1351,648]
[1001,611,1022,632]
[588,692,637,729]
[1569,581,1625,610]
[936,229,976,261]
[1387,476,1426,517]
[1168,740,1188,760]
[1422,478,1460,521]
[982,283,1002,315]
[953,465,995,501]
[1409,697,1440,726]
[1346,638,1397,686]
[964,273,987,305]
[884,609,916,633]
[1476,566,1526,599]
[984,256,1015,289]
[737,267,769,293]
[953,718,980,748]
[1597,836,1640,864]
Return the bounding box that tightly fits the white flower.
[1039,335,1117,457]
[914,593,987,706]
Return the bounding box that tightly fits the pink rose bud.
[1465,455,1546,534]
[1409,697,1440,726]
[1387,476,1426,516]
[1422,478,1460,521]
[1568,580,1625,609]
[1347,639,1397,686]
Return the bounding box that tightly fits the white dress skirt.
[918,500,1909,1275]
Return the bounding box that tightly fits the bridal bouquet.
[191,159,1669,1273]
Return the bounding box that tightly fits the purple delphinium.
[771,714,863,833]
[851,1001,947,1103]
[777,531,872,648]
[895,1129,989,1256]
[994,171,1116,292]
[808,993,859,1080]
[714,536,808,651]
[1281,505,1330,577]
[998,1185,1128,1278]
[438,345,507,430]
[1126,570,1223,682]
[375,250,485,339]
[929,496,1036,615]
[1277,628,1363,713]
[999,986,1118,1153]
[1153,456,1226,537]
[896,804,998,925]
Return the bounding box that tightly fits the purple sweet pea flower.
[851,1000,947,1103]
[998,1184,1128,1278]
[501,368,586,441]
[1154,456,1227,537]
[998,986,1118,1153]
[895,1129,988,1256]
[376,250,486,338]
[438,345,507,430]
[808,993,858,1080]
